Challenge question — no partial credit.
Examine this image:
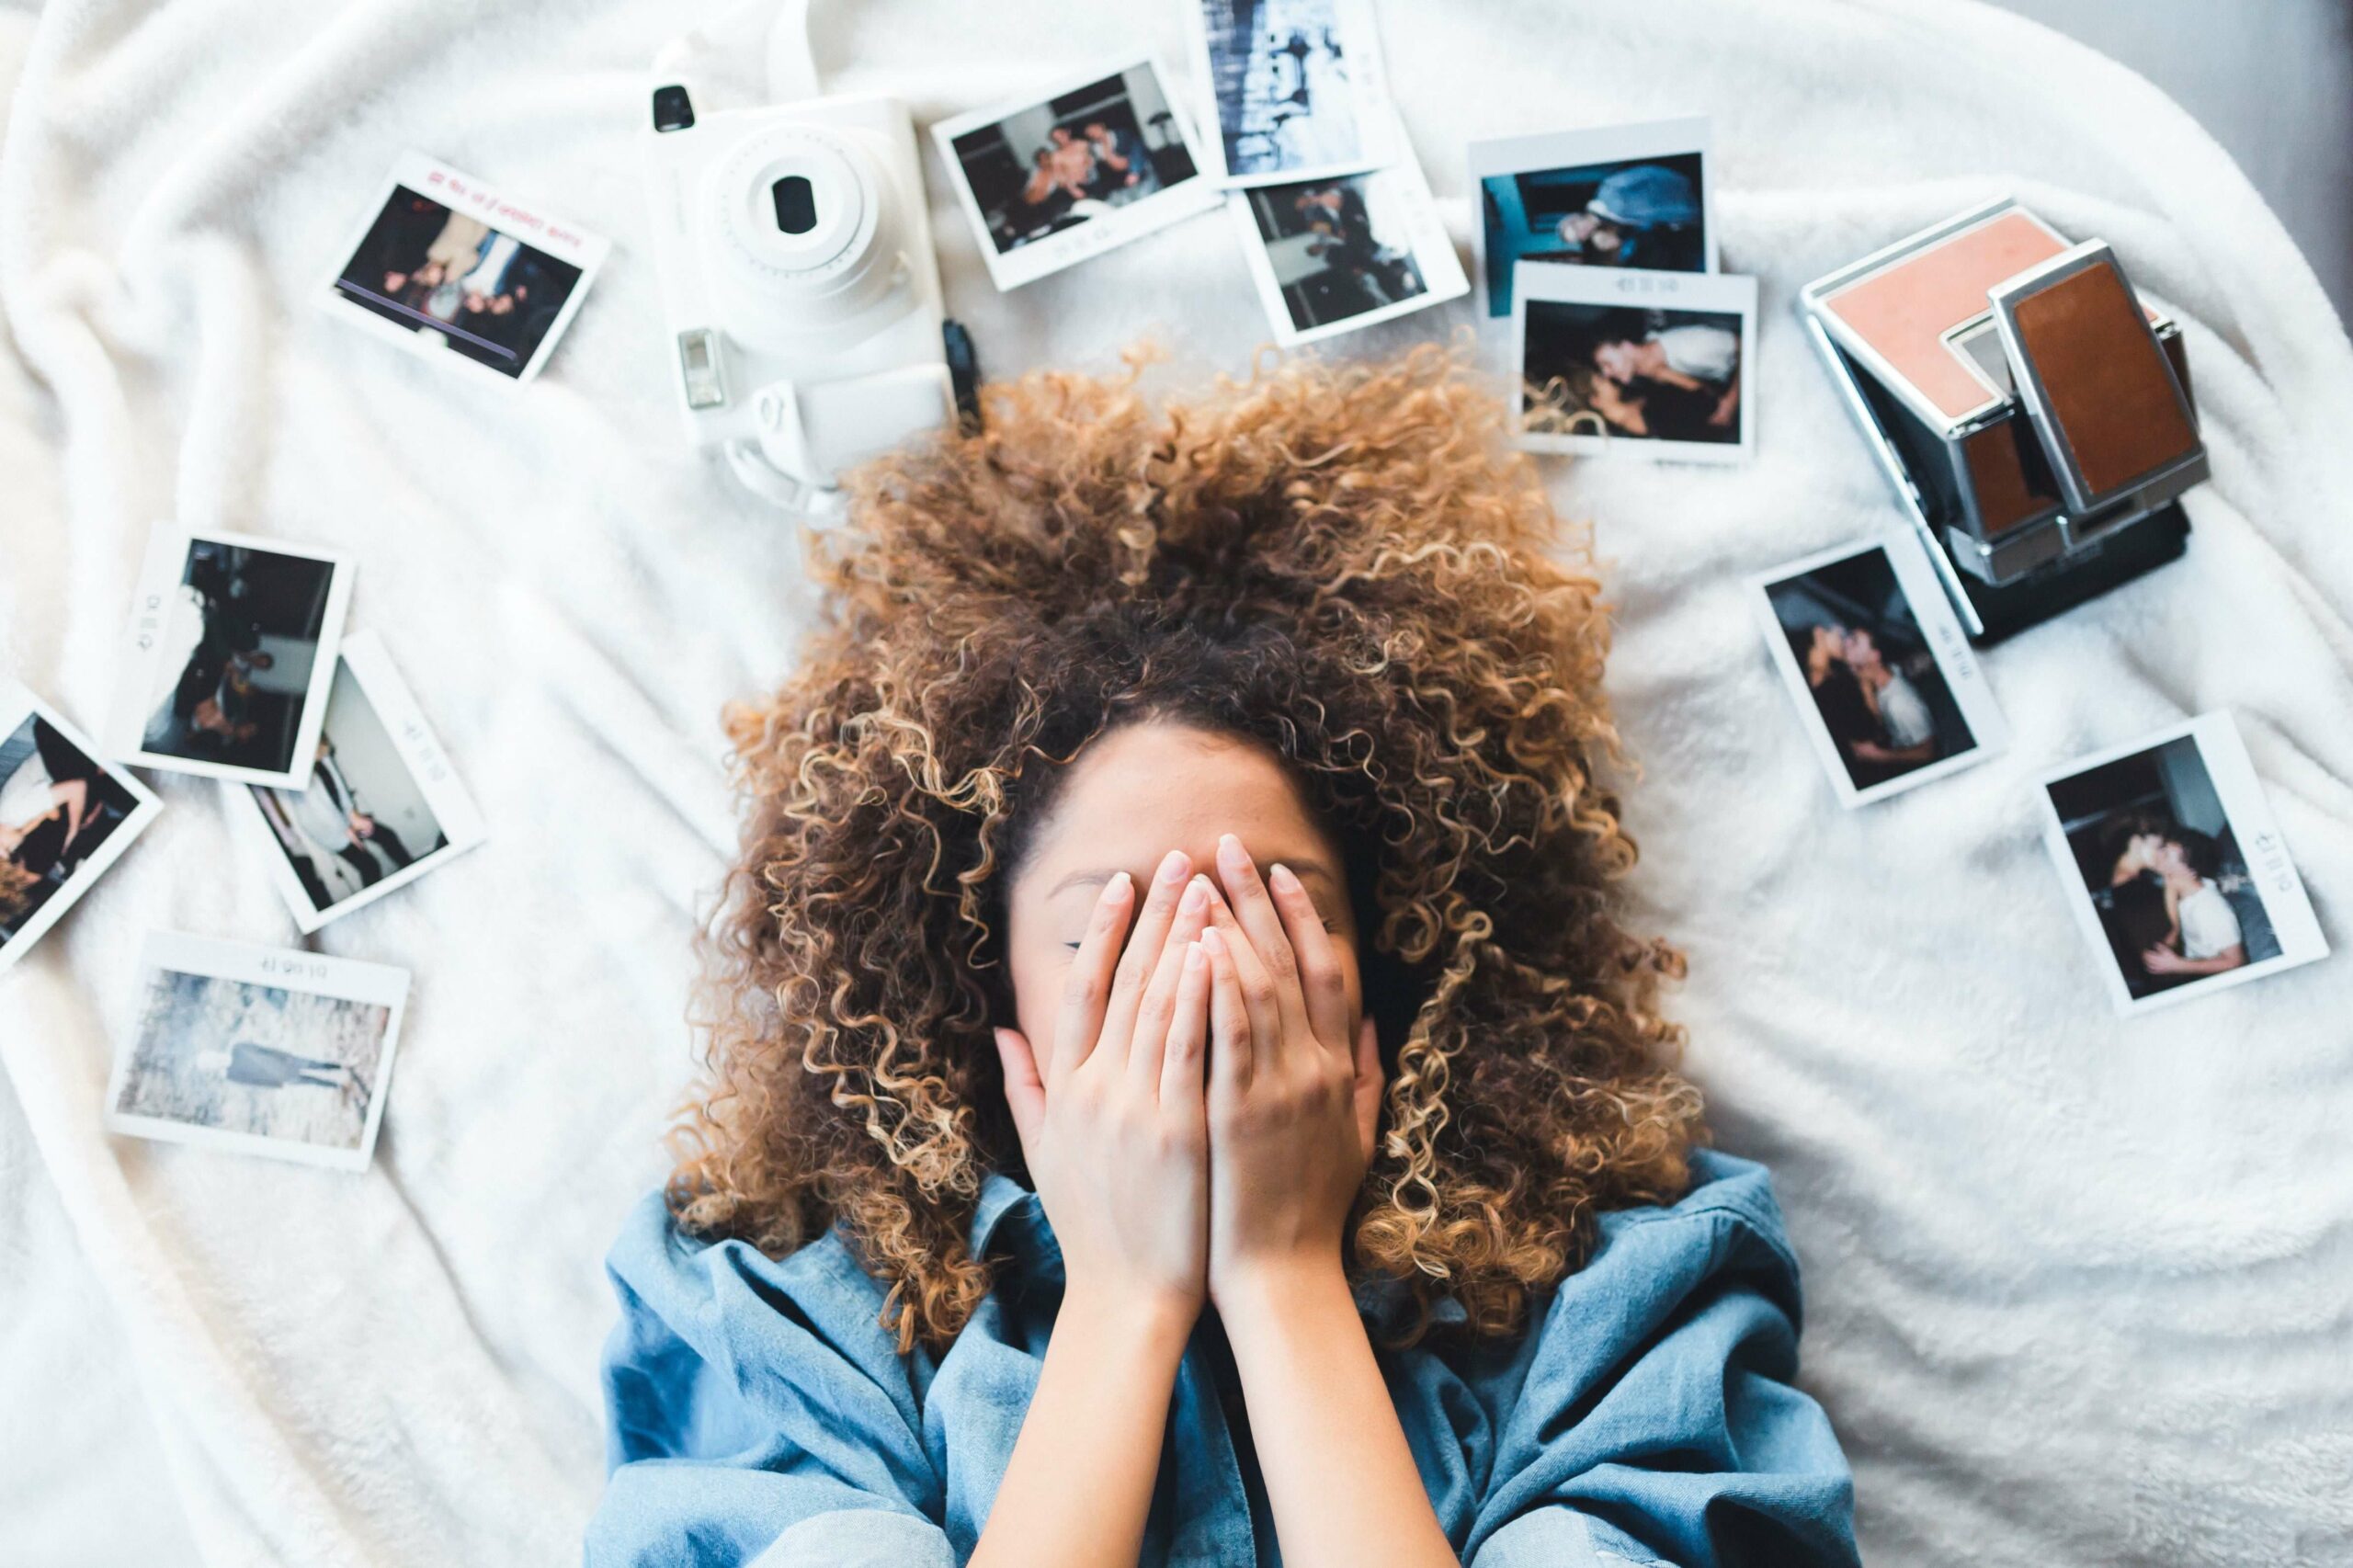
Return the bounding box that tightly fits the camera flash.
[677,329,726,410]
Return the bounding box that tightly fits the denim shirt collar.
[968,1172,1063,1283]
[963,1170,1466,1331]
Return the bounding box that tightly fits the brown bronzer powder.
[2009,261,2200,499]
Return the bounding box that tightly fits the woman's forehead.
[1020,723,1339,888]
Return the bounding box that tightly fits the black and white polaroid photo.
[1751,533,2009,808]
[1186,0,1395,187]
[107,524,353,789]
[1469,116,1714,319]
[226,631,487,935]
[933,57,1221,290]
[2037,712,2328,1017]
[105,931,412,1171]
[322,152,608,384]
[0,685,162,973]
[1230,153,1468,345]
[1513,263,1756,462]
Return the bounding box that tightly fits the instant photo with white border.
[1748,532,2010,809]
[1468,116,1717,319]
[319,151,610,386]
[1512,262,1756,464]
[1228,147,1469,347]
[1183,0,1396,188]
[2035,711,2328,1017]
[107,523,354,790]
[226,631,488,935]
[0,684,162,973]
[931,55,1222,291]
[105,930,412,1172]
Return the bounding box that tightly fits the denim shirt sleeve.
[1461,1153,1859,1568]
[585,1190,955,1568]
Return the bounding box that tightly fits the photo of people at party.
[1481,150,1707,316]
[1243,172,1428,334]
[331,184,585,379]
[250,657,450,925]
[0,711,144,955]
[1766,545,1977,795]
[947,64,1199,256]
[2047,733,2281,1003]
[1522,299,1745,447]
[136,538,339,778]
[1198,0,1374,180]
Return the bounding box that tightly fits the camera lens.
[651,84,695,134]
[771,175,817,235]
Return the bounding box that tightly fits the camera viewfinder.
[652,85,696,134]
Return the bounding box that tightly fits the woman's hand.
[1191,835,1456,1568]
[993,849,1217,1324]
[1198,834,1382,1301]
[976,852,1220,1568]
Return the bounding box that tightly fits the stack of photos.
[933,58,1222,290]
[323,153,608,385]
[1751,533,2010,808]
[107,525,353,789]
[65,521,487,1170]
[228,632,488,934]
[2037,713,2327,1017]
[105,931,412,1171]
[1469,117,1756,461]
[0,687,161,971]
[1188,0,1467,344]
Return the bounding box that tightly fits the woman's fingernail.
[1156,848,1189,885]
[1200,926,1226,956]
[1179,877,1208,914]
[1102,869,1132,903]
[1184,941,1204,971]
[1268,863,1300,895]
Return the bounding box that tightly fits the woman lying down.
[588,348,1859,1568]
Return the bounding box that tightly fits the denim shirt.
[589,1150,1858,1568]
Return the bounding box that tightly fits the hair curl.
[671,344,1704,1353]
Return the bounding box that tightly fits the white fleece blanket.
[4,1,2349,1564]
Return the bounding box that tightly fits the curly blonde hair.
[672,344,1704,1353]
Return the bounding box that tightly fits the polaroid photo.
[321,152,609,384]
[105,930,412,1171]
[1469,117,1715,319]
[1185,0,1396,187]
[225,632,487,935]
[107,524,354,790]
[0,685,162,973]
[932,56,1222,290]
[1229,149,1468,346]
[1750,533,2010,809]
[2036,712,2329,1017]
[1513,263,1756,463]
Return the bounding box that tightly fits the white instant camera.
[645,0,976,514]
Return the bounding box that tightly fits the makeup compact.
[1799,198,2208,642]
